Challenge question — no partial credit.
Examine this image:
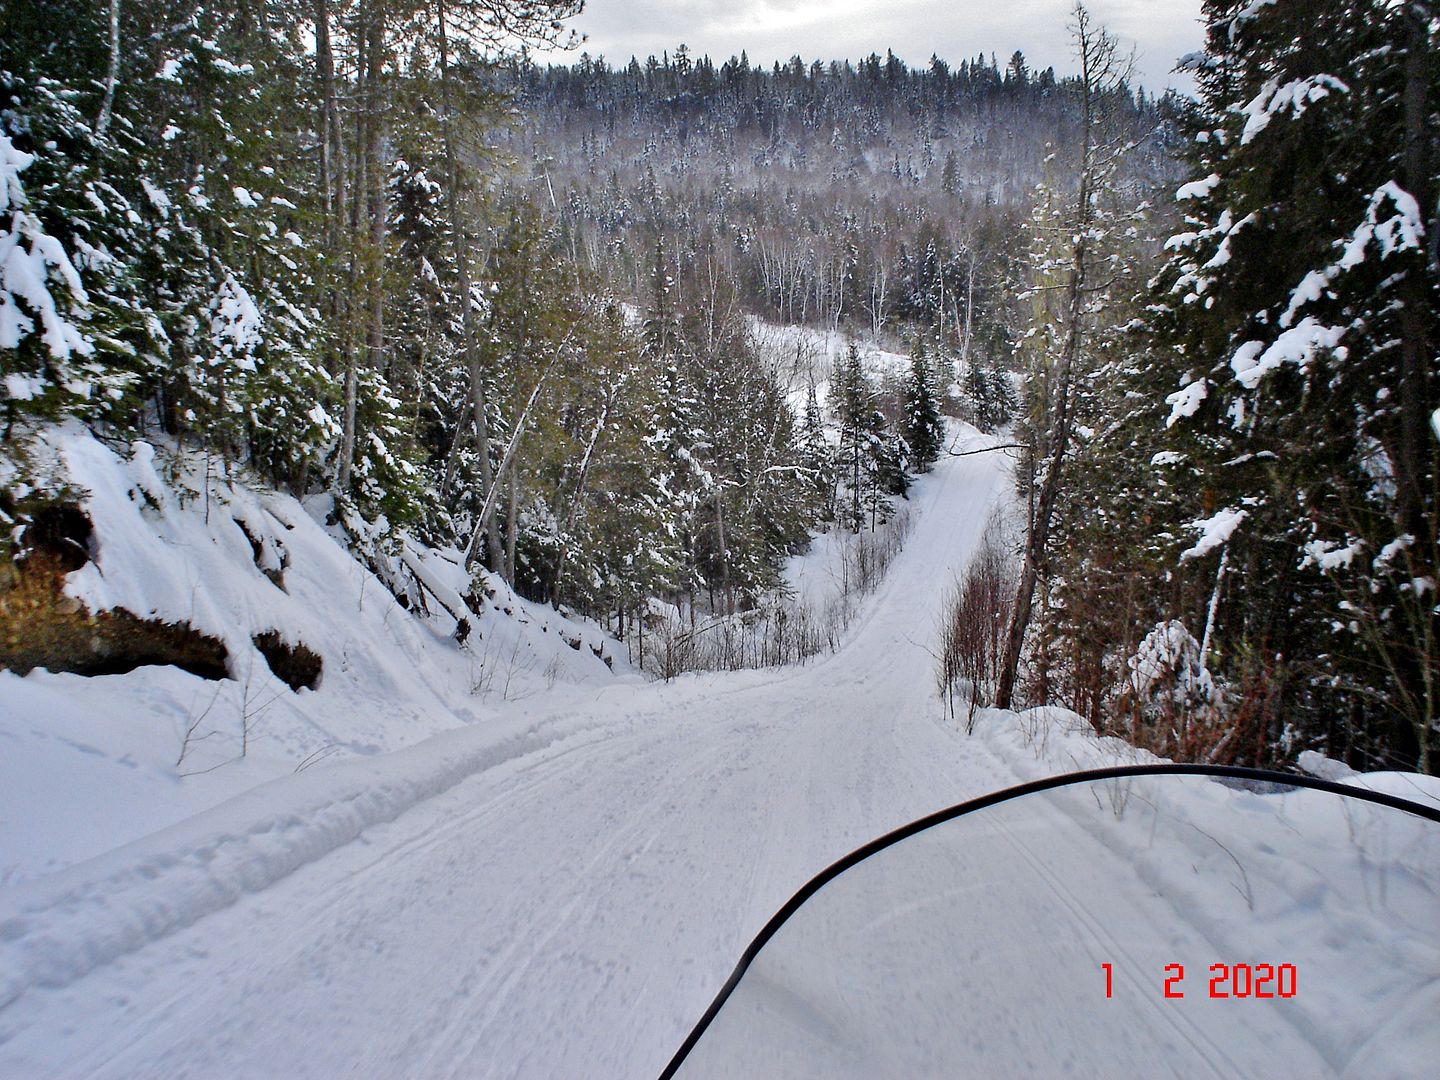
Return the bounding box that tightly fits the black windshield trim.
[658,762,1440,1079]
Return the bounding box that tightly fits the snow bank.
[0,705,642,1012]
[975,705,1162,778]
[1,425,622,882]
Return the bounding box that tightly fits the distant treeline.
[493,45,1180,356]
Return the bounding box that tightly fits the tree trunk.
[714,487,730,614]
[314,0,337,230]
[996,4,1106,709]
[551,387,619,601]
[365,12,386,379]
[436,0,502,570]
[462,348,566,570]
[1390,3,1436,771]
[95,0,120,139]
[505,466,518,585]
[335,12,371,496]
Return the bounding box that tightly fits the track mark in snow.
[989,811,1246,1078]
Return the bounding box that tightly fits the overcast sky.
[537,1,1204,94]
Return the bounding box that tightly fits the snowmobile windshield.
[662,765,1440,1080]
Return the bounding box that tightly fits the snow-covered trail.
[1,443,1382,1079]
[1,445,1016,1078]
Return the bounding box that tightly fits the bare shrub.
[937,517,1015,731]
[836,506,912,597]
[638,506,914,679]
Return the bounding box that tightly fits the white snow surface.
[747,316,914,413]
[1,425,622,884]
[2,425,1436,1078]
[1181,506,1248,561]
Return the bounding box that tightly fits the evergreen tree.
[1148,0,1438,771]
[800,383,836,521]
[833,344,874,532]
[941,149,961,195]
[833,343,907,531]
[902,339,945,471]
[963,360,1019,433]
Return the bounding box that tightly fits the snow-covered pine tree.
[800,382,836,521]
[832,342,908,532]
[1151,0,1438,772]
[642,243,708,599]
[0,123,101,427]
[1,4,345,502]
[678,254,810,609]
[833,343,875,532]
[903,338,945,471]
[964,356,1019,433]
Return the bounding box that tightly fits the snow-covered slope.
[0,425,623,884]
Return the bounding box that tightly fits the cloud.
[541,0,1202,92]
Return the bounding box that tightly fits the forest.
[1,0,1436,774]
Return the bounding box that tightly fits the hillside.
[0,424,621,884]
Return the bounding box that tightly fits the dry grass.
[937,517,1015,732]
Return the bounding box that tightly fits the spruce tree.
[800,383,836,521]
[1150,0,1438,771]
[902,339,945,471]
[833,344,873,532]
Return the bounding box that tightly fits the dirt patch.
[19,502,93,573]
[252,631,323,691]
[1,552,229,680]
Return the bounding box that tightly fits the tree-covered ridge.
[497,44,1178,363]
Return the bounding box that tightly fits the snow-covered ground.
[747,316,913,413]
[680,760,1439,1080]
[0,425,622,884]
[2,426,1437,1078]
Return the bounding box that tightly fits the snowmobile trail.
[0,443,1015,1079]
[0,444,1345,1078]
